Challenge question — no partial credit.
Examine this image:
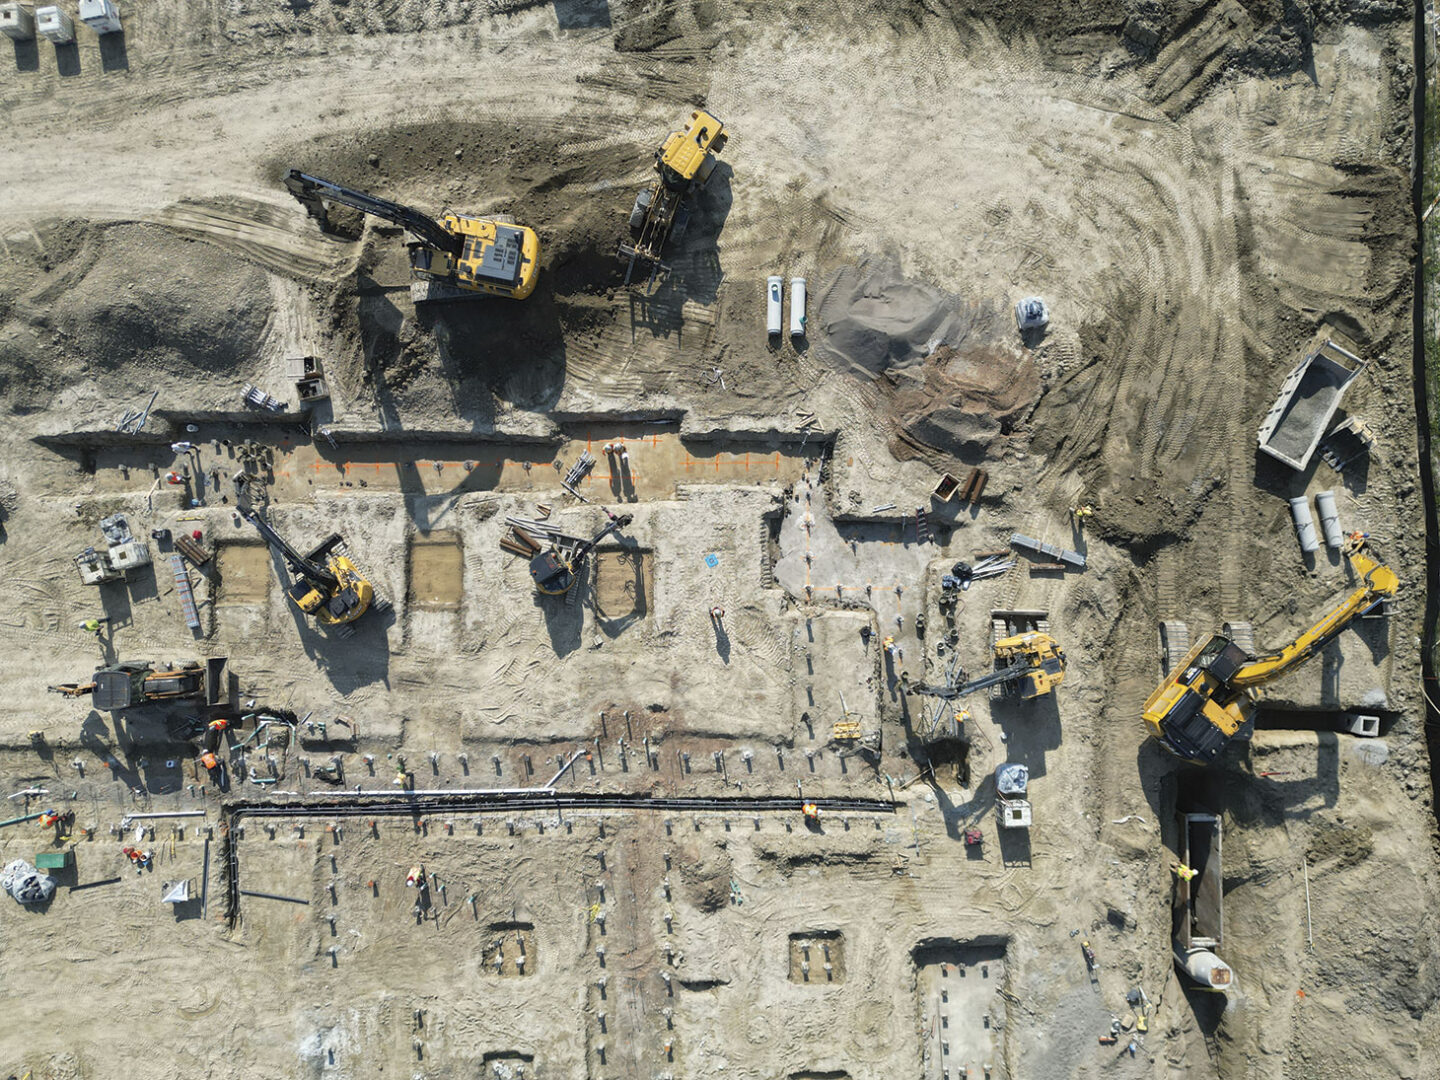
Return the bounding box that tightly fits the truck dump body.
[1257,334,1365,471]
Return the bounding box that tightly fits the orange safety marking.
[745,453,751,471]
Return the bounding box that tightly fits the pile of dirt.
[815,258,982,379]
[48,226,270,376]
[816,259,1040,461]
[891,343,1041,460]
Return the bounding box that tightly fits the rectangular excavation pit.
[216,542,272,605]
[913,938,1008,1080]
[409,532,463,611]
[594,549,652,632]
[481,922,535,976]
[788,930,845,984]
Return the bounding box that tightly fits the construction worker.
[1172,862,1198,882]
[37,809,64,829]
[882,635,902,663]
[801,802,820,823]
[78,617,106,636]
[406,866,427,889]
[204,717,230,753]
[710,606,725,621]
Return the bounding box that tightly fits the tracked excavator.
[530,508,634,596]
[283,170,540,301]
[912,632,1067,702]
[242,509,382,633]
[620,109,727,286]
[1142,535,1399,763]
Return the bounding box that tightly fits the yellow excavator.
[913,632,1067,702]
[1143,535,1398,763]
[242,509,381,634]
[284,170,541,301]
[620,109,727,286]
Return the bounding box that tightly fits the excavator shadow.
[989,694,1062,781]
[422,288,567,416]
[1227,736,1341,823]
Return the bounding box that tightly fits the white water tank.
[0,4,36,40]
[35,4,71,42]
[789,277,806,338]
[78,0,121,33]
[766,276,782,338]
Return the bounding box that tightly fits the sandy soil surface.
[0,1,1434,1078]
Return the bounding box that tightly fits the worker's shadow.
[712,617,731,665]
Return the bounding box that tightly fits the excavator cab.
[1143,537,1399,764]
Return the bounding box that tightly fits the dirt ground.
[0,1,1435,1078]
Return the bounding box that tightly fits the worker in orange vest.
[203,717,230,753]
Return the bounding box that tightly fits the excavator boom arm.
[1231,551,1398,688]
[242,510,338,591]
[284,170,462,258]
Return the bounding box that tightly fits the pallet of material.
[1010,532,1086,569]
[174,533,211,568]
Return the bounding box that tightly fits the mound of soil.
[50,226,270,376]
[817,258,1040,460]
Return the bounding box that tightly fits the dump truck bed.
[1257,335,1365,471]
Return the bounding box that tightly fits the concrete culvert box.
[0,4,35,40]
[35,4,71,42]
[78,0,120,33]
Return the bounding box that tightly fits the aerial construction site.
[0,1,1437,1077]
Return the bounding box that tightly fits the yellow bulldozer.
[1143,534,1398,763]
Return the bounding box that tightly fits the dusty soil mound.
[49,225,270,376]
[816,258,981,379]
[892,344,1041,459]
[817,259,1040,460]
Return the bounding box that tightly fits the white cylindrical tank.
[1289,496,1319,554]
[789,277,806,338]
[0,4,37,41]
[35,5,72,42]
[78,0,122,34]
[766,276,783,337]
[1315,490,1342,548]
